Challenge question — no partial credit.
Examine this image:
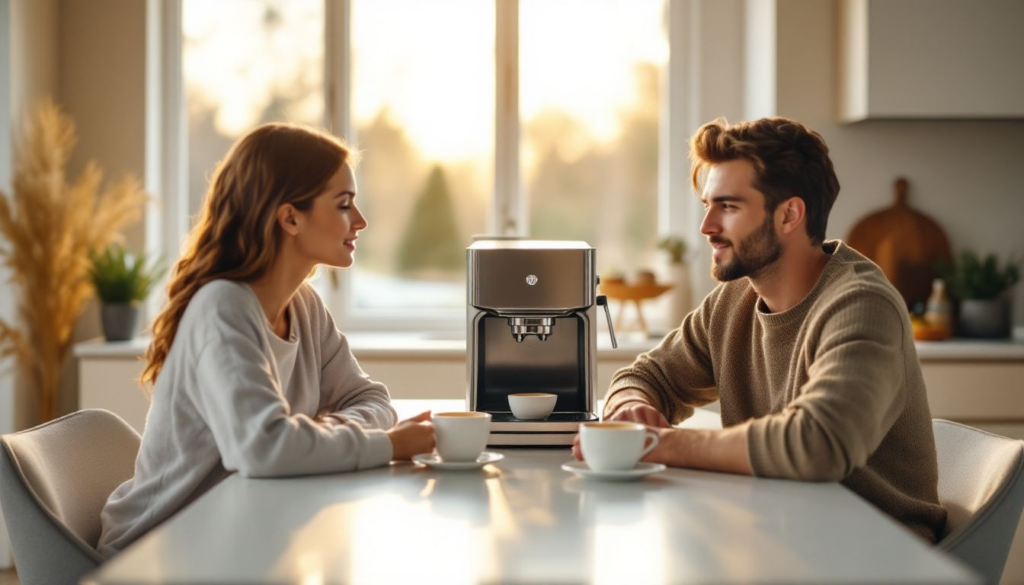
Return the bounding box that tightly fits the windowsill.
[73,329,1024,361]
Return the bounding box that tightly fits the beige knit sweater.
[605,241,947,542]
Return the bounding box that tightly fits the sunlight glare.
[349,494,497,584]
[521,0,668,144]
[352,0,494,162]
[183,0,324,136]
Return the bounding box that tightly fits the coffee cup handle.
[640,431,659,459]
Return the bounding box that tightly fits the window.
[178,0,667,332]
[348,0,493,315]
[520,0,666,274]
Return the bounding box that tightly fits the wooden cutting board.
[846,178,952,310]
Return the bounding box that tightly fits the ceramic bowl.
[508,393,557,420]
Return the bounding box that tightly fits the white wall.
[56,0,151,417]
[6,0,59,432]
[1,0,59,569]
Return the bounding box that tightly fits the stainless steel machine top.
[468,239,595,314]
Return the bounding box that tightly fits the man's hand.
[386,411,435,461]
[606,401,671,427]
[572,417,752,475]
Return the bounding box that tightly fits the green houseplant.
[89,244,165,341]
[940,250,1021,338]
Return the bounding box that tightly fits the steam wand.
[597,295,618,348]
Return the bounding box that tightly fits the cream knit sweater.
[606,241,946,542]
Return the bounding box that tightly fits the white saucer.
[412,451,504,471]
[561,460,666,481]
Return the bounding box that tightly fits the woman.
[97,124,435,557]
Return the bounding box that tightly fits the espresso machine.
[466,239,617,446]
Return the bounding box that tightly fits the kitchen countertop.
[75,328,1024,361]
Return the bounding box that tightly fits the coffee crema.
[510,392,555,397]
[582,422,643,430]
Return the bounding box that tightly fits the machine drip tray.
[487,411,598,433]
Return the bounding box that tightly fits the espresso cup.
[579,422,659,471]
[434,411,492,462]
[508,392,557,420]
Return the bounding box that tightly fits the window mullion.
[157,0,187,322]
[494,0,521,236]
[325,0,352,141]
[325,0,353,319]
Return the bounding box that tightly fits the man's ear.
[277,204,300,236]
[778,196,806,236]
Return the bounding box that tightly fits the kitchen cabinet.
[838,0,1024,122]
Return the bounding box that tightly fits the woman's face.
[292,162,366,269]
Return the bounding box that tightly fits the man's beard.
[710,214,782,282]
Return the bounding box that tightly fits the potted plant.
[657,236,692,328]
[89,244,165,341]
[940,250,1021,338]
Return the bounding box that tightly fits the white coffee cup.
[508,392,557,420]
[434,411,492,462]
[580,422,659,471]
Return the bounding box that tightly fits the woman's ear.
[778,196,806,236]
[277,204,300,236]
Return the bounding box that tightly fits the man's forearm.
[603,388,657,418]
[656,423,754,476]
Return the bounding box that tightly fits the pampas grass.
[0,99,147,423]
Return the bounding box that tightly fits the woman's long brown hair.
[141,124,352,388]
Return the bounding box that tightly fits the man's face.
[699,159,782,282]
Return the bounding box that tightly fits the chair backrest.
[0,409,140,585]
[933,419,1024,585]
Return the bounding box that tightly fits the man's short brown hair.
[690,117,840,245]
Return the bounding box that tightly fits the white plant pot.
[666,263,693,330]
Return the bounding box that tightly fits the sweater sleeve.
[310,288,398,431]
[604,291,719,423]
[189,312,393,478]
[747,290,908,481]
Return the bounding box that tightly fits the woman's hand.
[386,410,435,460]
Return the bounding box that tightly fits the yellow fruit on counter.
[910,313,951,341]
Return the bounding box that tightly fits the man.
[580,117,946,543]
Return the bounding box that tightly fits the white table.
[84,401,978,584]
